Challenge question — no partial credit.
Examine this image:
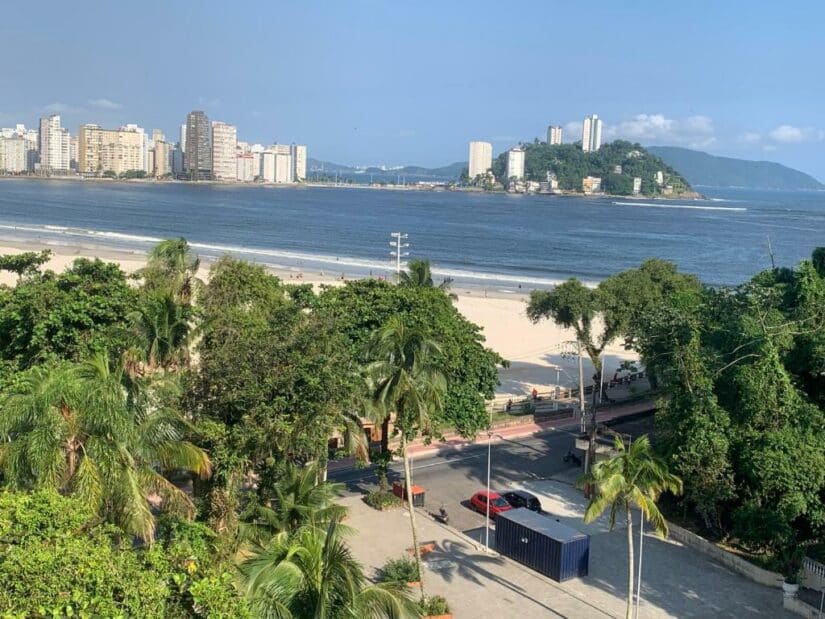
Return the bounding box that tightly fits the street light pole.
[484,408,492,552]
[389,232,409,281]
[577,341,586,434]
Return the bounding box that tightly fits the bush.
[363,489,402,511]
[0,491,169,616]
[419,595,451,616]
[378,556,420,584]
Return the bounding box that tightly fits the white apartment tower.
[581,114,603,152]
[39,114,70,172]
[506,147,525,180]
[290,144,307,181]
[468,141,493,179]
[211,121,238,181]
[547,125,563,145]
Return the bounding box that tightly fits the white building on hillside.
[547,125,563,145]
[506,147,525,180]
[468,141,493,179]
[581,114,603,152]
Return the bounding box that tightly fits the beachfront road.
[330,414,654,535]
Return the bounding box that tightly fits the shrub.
[378,556,420,584]
[420,595,451,616]
[363,489,402,511]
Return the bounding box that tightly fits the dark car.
[503,490,542,513]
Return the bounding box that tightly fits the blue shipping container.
[495,508,589,581]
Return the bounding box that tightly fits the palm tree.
[241,461,348,545]
[399,259,457,300]
[241,521,419,619]
[0,353,211,542]
[580,435,682,619]
[139,238,201,304]
[128,291,192,371]
[367,317,446,601]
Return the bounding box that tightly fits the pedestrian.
[531,387,538,401]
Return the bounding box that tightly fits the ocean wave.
[0,222,574,288]
[612,201,747,212]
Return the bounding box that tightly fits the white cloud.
[769,124,805,143]
[762,144,778,152]
[43,102,73,113]
[605,113,716,149]
[740,132,762,144]
[88,98,122,110]
[767,124,825,144]
[563,121,582,140]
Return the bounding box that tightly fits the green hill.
[647,146,824,190]
[489,140,693,197]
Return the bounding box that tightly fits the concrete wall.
[667,522,783,589]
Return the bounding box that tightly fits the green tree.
[581,435,682,619]
[139,237,201,304]
[0,249,51,281]
[0,354,211,541]
[367,317,447,601]
[187,257,361,535]
[528,279,622,414]
[241,461,348,544]
[241,521,419,619]
[0,257,136,369]
[400,258,457,300]
[128,291,192,371]
[314,279,503,445]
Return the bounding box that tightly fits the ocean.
[0,179,822,289]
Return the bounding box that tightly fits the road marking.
[413,453,484,470]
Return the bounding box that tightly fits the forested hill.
[648,146,825,190]
[491,140,694,197]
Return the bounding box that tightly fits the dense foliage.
[314,278,504,439]
[491,140,692,196]
[0,258,136,371]
[607,251,825,572]
[0,490,249,617]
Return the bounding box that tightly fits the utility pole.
[389,232,409,280]
[578,341,586,434]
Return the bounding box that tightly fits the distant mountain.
[308,158,465,180]
[648,146,824,190]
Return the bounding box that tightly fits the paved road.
[332,414,656,538]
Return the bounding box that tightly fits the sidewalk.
[405,399,656,458]
[342,475,792,618]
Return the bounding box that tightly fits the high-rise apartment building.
[153,139,171,177]
[39,114,70,172]
[581,114,603,152]
[506,147,525,180]
[290,144,307,181]
[1,125,38,171]
[184,111,212,180]
[261,144,292,183]
[0,137,27,172]
[468,141,493,179]
[236,153,256,182]
[547,125,563,145]
[211,121,238,181]
[77,124,145,176]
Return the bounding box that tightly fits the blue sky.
[3,1,824,179]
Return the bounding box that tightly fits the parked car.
[470,490,513,518]
[502,490,542,513]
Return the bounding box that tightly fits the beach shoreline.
[0,239,637,398]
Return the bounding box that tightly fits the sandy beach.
[0,241,636,397]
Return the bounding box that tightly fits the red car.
[470,490,513,518]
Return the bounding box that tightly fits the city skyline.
[2,2,825,179]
